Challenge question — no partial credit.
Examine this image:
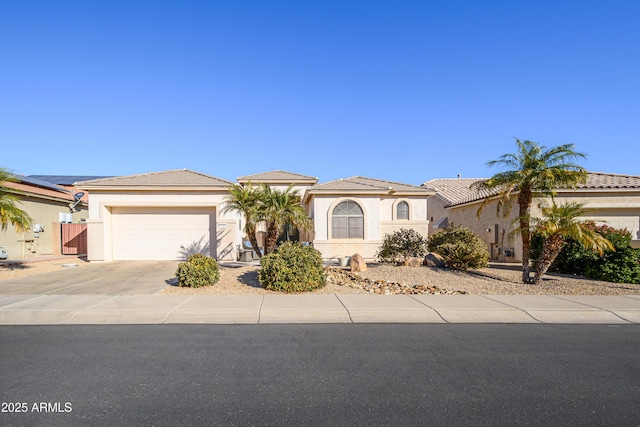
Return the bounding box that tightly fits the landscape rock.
[424,253,446,267]
[325,266,466,295]
[350,253,367,272]
[404,257,423,267]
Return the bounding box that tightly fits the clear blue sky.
[1,1,638,185]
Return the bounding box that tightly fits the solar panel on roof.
[28,175,113,185]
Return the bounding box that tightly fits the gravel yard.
[2,258,638,296]
[0,256,89,281]
[158,261,640,296]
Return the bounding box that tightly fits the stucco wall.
[86,191,240,261]
[0,197,88,260]
[310,194,429,260]
[444,198,522,262]
[554,191,640,240]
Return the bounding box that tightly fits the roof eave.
[75,185,231,191]
[237,179,318,185]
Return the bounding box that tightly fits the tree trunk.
[264,221,280,255]
[518,191,533,284]
[531,236,565,285]
[245,225,262,259]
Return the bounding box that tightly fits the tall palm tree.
[0,168,32,232]
[259,184,312,255]
[530,202,613,285]
[473,139,588,283]
[222,183,262,259]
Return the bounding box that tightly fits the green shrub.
[376,228,428,264]
[427,226,489,270]
[530,232,595,275]
[585,247,640,284]
[259,241,326,292]
[531,222,640,283]
[175,253,220,288]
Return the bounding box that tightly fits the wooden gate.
[61,223,87,255]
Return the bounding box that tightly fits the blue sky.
[1,1,638,185]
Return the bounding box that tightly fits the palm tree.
[259,184,312,255]
[530,202,613,285]
[222,183,262,259]
[0,168,32,232]
[473,139,588,283]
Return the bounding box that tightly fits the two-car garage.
[76,170,239,262]
[110,207,214,260]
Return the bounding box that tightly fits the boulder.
[404,257,423,267]
[350,253,367,272]
[424,253,446,267]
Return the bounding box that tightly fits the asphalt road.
[1,324,639,426]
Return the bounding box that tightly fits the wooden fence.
[61,223,87,255]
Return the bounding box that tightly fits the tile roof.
[4,175,76,202]
[424,172,640,207]
[237,170,318,184]
[75,169,233,188]
[577,172,640,189]
[422,177,491,206]
[309,176,433,195]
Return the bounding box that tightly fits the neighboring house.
[304,176,434,260]
[0,175,88,260]
[424,172,640,262]
[29,175,113,204]
[75,170,239,262]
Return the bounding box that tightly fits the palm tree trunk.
[264,222,280,255]
[531,236,564,285]
[518,191,533,284]
[243,224,262,259]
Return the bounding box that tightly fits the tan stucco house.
[76,170,239,262]
[424,172,640,262]
[77,169,435,262]
[0,175,88,260]
[305,176,434,260]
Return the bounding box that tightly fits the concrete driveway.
[0,261,180,295]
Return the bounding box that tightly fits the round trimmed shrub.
[376,228,428,265]
[259,241,326,293]
[175,253,220,288]
[427,226,489,270]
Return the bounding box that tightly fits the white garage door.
[111,207,214,260]
[584,215,639,238]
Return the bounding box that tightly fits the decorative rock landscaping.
[325,266,467,295]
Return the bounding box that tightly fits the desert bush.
[531,222,640,283]
[427,226,489,270]
[175,253,220,288]
[376,228,428,264]
[585,247,640,284]
[259,241,326,292]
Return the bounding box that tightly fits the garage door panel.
[111,208,214,260]
[585,215,638,234]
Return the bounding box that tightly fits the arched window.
[332,200,364,239]
[396,201,409,220]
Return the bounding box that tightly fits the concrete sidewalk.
[0,293,638,325]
